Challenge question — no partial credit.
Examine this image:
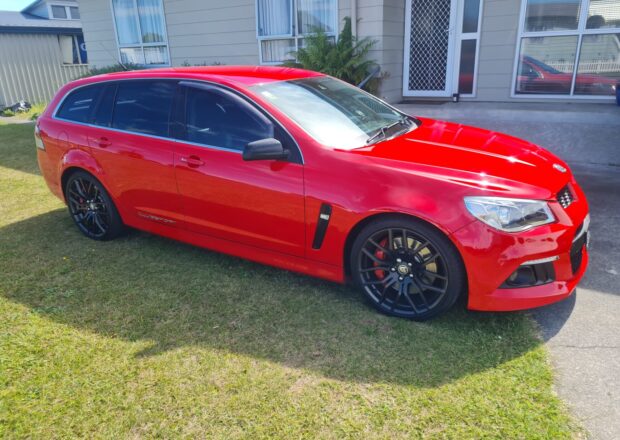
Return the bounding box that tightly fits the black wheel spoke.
[361,248,385,265]
[67,177,110,238]
[359,266,390,273]
[368,237,392,256]
[357,226,450,318]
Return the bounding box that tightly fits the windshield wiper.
[366,117,412,145]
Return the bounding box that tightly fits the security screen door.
[404,0,457,97]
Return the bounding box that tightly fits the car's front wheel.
[65,171,124,241]
[350,217,466,320]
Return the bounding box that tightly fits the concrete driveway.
[396,101,620,440]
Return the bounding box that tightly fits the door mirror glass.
[242,138,289,161]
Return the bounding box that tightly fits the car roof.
[85,65,324,88]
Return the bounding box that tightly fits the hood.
[348,117,571,196]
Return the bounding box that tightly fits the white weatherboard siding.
[79,0,259,67]
[342,0,405,102]
[475,0,520,101]
[165,0,258,65]
[0,33,89,106]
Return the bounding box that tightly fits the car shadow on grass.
[1,209,564,388]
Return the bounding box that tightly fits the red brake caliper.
[374,238,389,279]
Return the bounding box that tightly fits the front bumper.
[452,182,590,312]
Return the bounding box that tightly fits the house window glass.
[59,34,87,65]
[458,39,477,94]
[516,36,578,95]
[51,5,68,19]
[297,0,337,34]
[515,0,620,97]
[256,0,337,63]
[69,6,80,19]
[112,0,169,66]
[586,0,620,29]
[257,0,292,36]
[574,33,620,95]
[462,0,480,33]
[525,0,581,32]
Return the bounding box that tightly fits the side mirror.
[242,138,289,161]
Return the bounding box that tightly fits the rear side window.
[185,87,273,150]
[112,80,176,137]
[56,85,101,123]
[92,84,116,127]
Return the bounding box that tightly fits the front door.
[172,82,306,258]
[403,0,458,97]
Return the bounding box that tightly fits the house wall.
[474,0,520,101]
[0,33,89,106]
[79,0,406,101]
[79,0,260,68]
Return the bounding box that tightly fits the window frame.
[109,0,171,68]
[48,3,80,20]
[174,80,304,163]
[51,78,304,164]
[451,0,485,98]
[58,34,88,65]
[511,0,619,100]
[55,84,104,123]
[255,0,339,65]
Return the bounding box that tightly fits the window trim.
[48,3,80,20]
[51,77,304,164]
[59,34,88,65]
[510,0,618,100]
[255,0,339,65]
[109,0,171,68]
[450,0,485,98]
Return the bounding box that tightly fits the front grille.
[557,185,574,209]
[570,229,587,274]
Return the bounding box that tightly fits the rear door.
[171,81,306,257]
[87,79,182,226]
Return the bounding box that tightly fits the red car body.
[36,66,589,312]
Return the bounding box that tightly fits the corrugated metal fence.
[0,33,89,106]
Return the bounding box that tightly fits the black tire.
[64,171,124,241]
[350,217,465,320]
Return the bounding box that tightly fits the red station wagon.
[35,66,590,320]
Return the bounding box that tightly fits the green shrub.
[284,17,379,93]
[1,109,15,117]
[78,63,142,79]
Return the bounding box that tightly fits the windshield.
[251,77,416,149]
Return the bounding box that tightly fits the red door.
[173,82,306,257]
[87,80,182,225]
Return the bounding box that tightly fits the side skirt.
[124,217,345,284]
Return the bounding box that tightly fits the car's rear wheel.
[350,217,465,320]
[65,171,124,241]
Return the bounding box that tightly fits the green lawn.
[0,122,579,438]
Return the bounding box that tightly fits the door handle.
[97,136,112,148]
[180,155,205,167]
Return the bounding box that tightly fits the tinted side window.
[57,86,101,123]
[185,87,273,150]
[92,84,116,127]
[112,81,176,137]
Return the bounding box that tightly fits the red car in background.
[517,55,617,95]
[35,66,590,320]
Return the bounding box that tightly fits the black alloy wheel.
[65,171,124,241]
[351,218,465,320]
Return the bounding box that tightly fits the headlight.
[464,197,555,232]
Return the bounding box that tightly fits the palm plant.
[284,17,379,93]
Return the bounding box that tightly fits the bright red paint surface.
[36,66,589,312]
